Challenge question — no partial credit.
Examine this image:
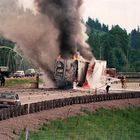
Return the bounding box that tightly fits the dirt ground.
[0,82,139,105]
[0,98,140,140]
[0,81,139,140]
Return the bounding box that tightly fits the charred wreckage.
[54,55,107,89]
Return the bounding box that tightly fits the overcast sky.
[83,0,140,32]
[0,0,139,33]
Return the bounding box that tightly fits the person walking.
[106,78,111,93]
[120,76,126,88]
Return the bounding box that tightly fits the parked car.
[13,70,25,78]
[0,66,11,78]
[0,92,21,108]
[25,69,36,77]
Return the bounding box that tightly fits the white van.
[25,69,36,77]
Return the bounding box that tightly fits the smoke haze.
[0,0,93,83]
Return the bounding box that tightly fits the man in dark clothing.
[0,75,5,86]
[120,76,126,88]
[106,78,111,93]
[0,74,2,86]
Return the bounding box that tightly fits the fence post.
[25,127,29,140]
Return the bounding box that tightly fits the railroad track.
[0,91,140,121]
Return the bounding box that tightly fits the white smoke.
[18,0,37,14]
[17,0,34,11]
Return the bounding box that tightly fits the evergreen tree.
[86,18,108,32]
[130,27,140,50]
[109,25,129,55]
[102,24,109,32]
[88,32,101,59]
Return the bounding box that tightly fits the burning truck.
[54,55,107,90]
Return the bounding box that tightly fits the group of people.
[105,76,127,93]
[0,74,5,86]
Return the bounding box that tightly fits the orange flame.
[72,53,78,60]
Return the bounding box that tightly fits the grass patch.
[5,78,35,87]
[19,107,140,140]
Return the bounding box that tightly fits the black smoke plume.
[34,0,93,59]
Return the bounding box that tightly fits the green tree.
[86,18,140,72]
[112,47,127,71]
[86,18,108,32]
[88,32,101,59]
[102,24,109,32]
[128,49,140,72]
[101,33,115,67]
[130,27,140,50]
[109,25,129,55]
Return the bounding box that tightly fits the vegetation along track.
[0,91,140,121]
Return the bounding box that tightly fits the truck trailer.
[54,57,107,89]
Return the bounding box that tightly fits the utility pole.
[100,45,102,60]
[99,36,102,60]
[36,73,39,89]
[126,48,129,72]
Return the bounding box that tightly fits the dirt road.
[0,82,140,105]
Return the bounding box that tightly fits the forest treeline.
[86,18,140,72]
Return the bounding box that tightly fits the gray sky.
[83,0,140,32]
[0,0,139,33]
